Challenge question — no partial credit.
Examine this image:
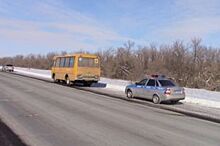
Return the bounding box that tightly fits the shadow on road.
[90,82,107,88]
[0,119,27,146]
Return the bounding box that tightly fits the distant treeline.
[1,38,220,90]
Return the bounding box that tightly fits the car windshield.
[158,80,175,87]
[6,64,13,66]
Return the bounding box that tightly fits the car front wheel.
[126,90,133,100]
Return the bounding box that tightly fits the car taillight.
[164,88,171,95]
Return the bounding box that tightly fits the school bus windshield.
[78,57,99,68]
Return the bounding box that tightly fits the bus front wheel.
[52,74,57,83]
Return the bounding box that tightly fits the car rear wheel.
[126,90,133,100]
[152,95,160,104]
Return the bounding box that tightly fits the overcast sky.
[0,0,220,56]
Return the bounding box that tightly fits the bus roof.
[53,53,98,59]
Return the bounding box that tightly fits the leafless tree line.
[98,39,220,90]
[1,39,220,90]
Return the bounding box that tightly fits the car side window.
[156,80,159,87]
[146,79,156,87]
[137,79,148,85]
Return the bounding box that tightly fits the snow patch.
[14,67,220,109]
[14,67,51,79]
[100,77,131,91]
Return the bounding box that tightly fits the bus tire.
[65,76,71,86]
[52,74,56,82]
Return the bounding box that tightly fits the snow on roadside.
[100,77,131,91]
[13,67,220,109]
[14,67,51,79]
[183,88,220,109]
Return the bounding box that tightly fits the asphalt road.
[0,72,220,146]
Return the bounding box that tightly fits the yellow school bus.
[51,54,100,86]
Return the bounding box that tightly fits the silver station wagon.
[125,75,185,104]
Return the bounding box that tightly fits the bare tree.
[1,39,220,91]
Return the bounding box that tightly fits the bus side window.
[56,58,60,67]
[65,57,70,67]
[69,57,74,67]
[60,57,65,67]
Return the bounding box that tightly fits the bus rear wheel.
[65,76,71,86]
